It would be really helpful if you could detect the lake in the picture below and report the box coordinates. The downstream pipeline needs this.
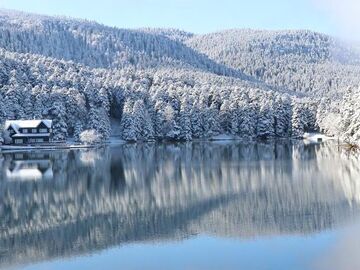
[0,141,360,270]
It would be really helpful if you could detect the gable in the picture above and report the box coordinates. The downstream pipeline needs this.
[42,120,52,129]
[6,125,16,133]
[38,122,49,129]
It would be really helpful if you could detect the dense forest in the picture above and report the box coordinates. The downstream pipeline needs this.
[0,10,359,143]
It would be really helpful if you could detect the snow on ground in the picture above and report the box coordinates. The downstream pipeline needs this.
[303,132,335,144]
[0,137,126,152]
[210,134,239,141]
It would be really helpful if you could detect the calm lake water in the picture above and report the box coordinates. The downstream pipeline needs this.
[1,141,360,270]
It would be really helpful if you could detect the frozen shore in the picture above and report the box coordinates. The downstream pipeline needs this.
[0,137,126,153]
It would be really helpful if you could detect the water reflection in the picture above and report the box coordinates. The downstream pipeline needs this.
[2,152,53,181]
[0,141,359,269]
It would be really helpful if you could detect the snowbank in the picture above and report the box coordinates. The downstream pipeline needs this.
[303,133,334,144]
[210,134,240,141]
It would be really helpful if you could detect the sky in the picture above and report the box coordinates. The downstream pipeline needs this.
[0,0,356,38]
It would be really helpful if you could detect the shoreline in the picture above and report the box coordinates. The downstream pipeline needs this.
[0,139,127,153]
[0,133,337,153]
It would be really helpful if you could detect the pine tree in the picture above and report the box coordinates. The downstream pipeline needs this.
[180,98,192,141]
[274,96,291,137]
[164,104,181,140]
[51,100,68,141]
[229,100,239,135]
[133,99,154,141]
[291,101,305,138]
[204,103,221,138]
[256,103,275,139]
[190,101,203,138]
[219,100,231,134]
[120,101,136,141]
[239,101,256,138]
[74,121,83,142]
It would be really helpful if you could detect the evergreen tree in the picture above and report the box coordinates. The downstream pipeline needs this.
[180,98,192,141]
[291,101,305,138]
[51,100,68,141]
[120,101,136,141]
[256,103,275,139]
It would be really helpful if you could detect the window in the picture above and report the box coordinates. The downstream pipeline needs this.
[36,138,44,143]
[32,129,37,133]
[39,128,48,133]
[22,129,28,133]
[14,139,23,144]
[29,138,36,143]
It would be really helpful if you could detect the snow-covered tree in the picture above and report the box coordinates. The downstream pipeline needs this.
[50,100,68,141]
[120,101,136,141]
[79,129,102,145]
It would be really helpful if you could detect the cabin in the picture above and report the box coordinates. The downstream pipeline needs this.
[4,120,53,145]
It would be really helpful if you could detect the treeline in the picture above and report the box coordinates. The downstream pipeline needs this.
[0,49,319,142]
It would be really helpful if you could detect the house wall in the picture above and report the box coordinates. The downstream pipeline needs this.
[12,136,50,145]
[19,126,51,134]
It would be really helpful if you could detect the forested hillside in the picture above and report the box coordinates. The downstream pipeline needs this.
[0,9,359,143]
[186,29,360,96]
[0,10,240,77]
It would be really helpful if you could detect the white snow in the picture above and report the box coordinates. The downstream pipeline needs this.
[303,132,334,144]
[5,120,52,133]
[13,133,50,138]
[210,134,239,141]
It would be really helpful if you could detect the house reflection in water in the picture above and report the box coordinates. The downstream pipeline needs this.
[4,152,53,181]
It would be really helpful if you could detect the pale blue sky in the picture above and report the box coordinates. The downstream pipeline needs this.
[0,0,339,34]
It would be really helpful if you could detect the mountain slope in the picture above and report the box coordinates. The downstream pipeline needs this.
[0,9,242,78]
[186,29,360,96]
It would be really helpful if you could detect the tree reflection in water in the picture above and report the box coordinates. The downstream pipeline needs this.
[0,141,359,268]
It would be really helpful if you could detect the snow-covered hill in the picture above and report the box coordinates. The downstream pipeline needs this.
[0,9,242,78]
[186,29,360,96]
[0,9,358,142]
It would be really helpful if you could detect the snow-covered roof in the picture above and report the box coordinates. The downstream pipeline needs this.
[5,120,52,133]
[12,133,50,138]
